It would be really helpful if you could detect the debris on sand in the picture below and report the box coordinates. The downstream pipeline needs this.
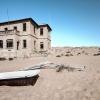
[93,53,100,56]
[20,61,86,72]
[55,64,85,72]
[56,55,62,57]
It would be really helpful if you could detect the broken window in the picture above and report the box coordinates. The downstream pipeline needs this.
[40,28,43,36]
[40,42,44,49]
[23,23,26,31]
[6,39,13,48]
[0,40,3,48]
[23,40,27,48]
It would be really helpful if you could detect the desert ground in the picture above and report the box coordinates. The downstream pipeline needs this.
[0,47,100,100]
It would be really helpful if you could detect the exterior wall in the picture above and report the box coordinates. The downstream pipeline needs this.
[0,19,51,58]
[37,39,51,52]
[0,21,30,35]
[0,34,19,58]
[29,22,37,37]
[29,22,38,52]
[36,26,51,52]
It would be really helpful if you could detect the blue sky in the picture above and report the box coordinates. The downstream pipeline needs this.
[0,0,100,47]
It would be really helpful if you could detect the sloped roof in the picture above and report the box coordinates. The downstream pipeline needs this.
[0,18,52,31]
[39,24,52,31]
[0,18,38,27]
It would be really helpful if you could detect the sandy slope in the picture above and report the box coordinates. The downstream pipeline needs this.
[0,48,100,100]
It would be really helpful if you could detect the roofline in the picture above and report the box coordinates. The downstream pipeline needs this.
[0,18,39,27]
[0,18,52,31]
[39,24,52,31]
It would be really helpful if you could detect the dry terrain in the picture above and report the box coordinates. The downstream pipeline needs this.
[0,47,100,100]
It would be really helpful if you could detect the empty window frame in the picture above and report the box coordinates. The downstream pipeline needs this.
[23,40,27,48]
[23,23,26,31]
[5,27,8,31]
[14,26,17,30]
[0,40,3,48]
[34,26,35,34]
[34,41,36,50]
[40,42,44,49]
[6,39,13,48]
[17,41,19,50]
[40,28,43,36]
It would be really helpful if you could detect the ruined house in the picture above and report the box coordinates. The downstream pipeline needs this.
[0,18,52,58]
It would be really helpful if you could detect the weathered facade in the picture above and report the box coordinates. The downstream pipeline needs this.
[0,18,52,58]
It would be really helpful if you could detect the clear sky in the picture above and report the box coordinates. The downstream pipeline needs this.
[0,0,100,47]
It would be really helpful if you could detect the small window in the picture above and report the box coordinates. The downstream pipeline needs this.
[40,28,43,36]
[40,42,44,49]
[0,40,3,48]
[34,26,35,34]
[23,23,26,31]
[14,26,17,30]
[23,40,27,48]
[6,39,13,48]
[34,41,36,50]
[5,28,8,31]
[17,41,19,50]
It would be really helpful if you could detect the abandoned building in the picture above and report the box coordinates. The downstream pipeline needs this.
[0,18,52,58]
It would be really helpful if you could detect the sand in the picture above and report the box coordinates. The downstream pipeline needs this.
[0,47,100,100]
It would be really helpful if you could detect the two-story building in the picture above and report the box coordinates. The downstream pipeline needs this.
[0,18,52,58]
